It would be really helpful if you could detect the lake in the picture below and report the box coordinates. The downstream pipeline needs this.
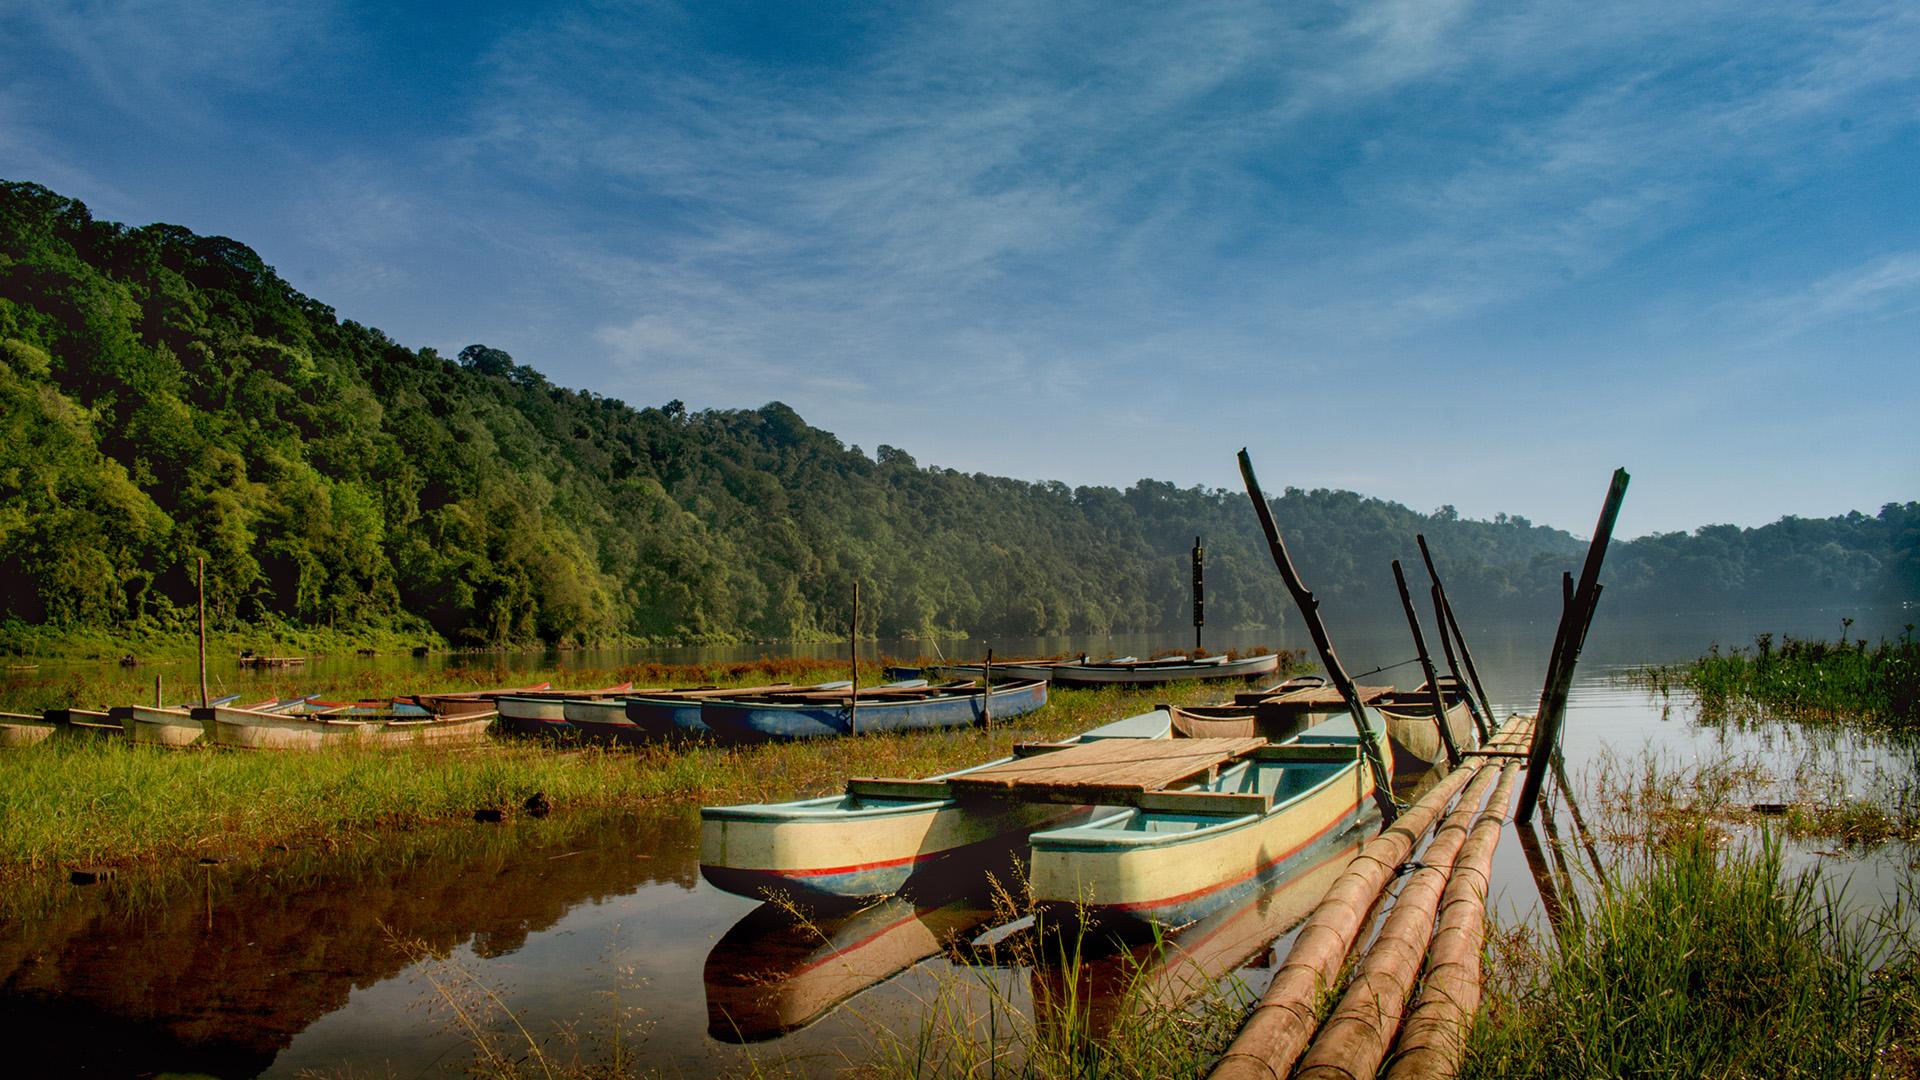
[1,604,1912,1077]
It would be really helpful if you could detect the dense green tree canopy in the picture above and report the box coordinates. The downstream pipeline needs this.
[0,181,1912,649]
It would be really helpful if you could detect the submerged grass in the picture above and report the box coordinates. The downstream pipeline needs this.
[1463,831,1917,1079]
[1630,630,1920,732]
[0,662,1280,892]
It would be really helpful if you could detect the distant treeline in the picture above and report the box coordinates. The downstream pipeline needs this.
[1,181,1914,651]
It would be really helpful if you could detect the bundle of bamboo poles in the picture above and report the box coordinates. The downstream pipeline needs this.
[1210,715,1534,1080]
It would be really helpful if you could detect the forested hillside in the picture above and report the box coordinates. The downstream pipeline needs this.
[1,181,1913,653]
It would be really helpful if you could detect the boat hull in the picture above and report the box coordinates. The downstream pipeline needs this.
[1381,698,1476,772]
[702,793,1089,903]
[701,679,1047,742]
[214,707,368,750]
[1048,653,1281,687]
[0,712,56,748]
[129,706,206,748]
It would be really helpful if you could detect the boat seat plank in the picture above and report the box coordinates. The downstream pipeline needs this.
[950,737,1268,800]
[1132,790,1271,815]
[1247,744,1357,763]
[845,777,954,800]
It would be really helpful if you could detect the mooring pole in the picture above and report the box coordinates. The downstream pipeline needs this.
[982,648,994,729]
[1416,534,1497,738]
[197,555,209,710]
[1392,560,1459,767]
[849,582,859,737]
[1430,583,1488,741]
[1516,468,1629,825]
[154,674,163,709]
[1238,450,1398,822]
[1192,536,1205,654]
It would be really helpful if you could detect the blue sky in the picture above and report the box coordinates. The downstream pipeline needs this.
[4,0,1915,537]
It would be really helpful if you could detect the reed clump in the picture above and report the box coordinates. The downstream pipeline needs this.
[1463,832,1915,1079]
[1630,629,1920,731]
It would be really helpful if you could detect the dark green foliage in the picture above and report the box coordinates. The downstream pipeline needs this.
[0,180,1913,650]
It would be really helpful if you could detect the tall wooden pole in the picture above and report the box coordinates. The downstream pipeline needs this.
[1392,561,1460,767]
[1415,534,1496,740]
[197,556,209,710]
[1516,468,1629,825]
[982,648,994,730]
[154,674,163,708]
[1238,450,1398,822]
[849,582,859,736]
[1431,583,1489,741]
[1192,536,1205,654]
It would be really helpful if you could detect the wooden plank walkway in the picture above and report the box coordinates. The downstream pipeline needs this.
[947,736,1268,801]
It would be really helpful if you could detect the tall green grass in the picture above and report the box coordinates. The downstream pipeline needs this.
[0,679,1253,890]
[1633,630,1920,731]
[1463,832,1916,1078]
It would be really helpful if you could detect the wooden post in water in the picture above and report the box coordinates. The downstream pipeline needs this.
[1431,583,1489,742]
[1238,450,1397,822]
[1192,536,1205,653]
[197,555,209,710]
[1416,534,1497,739]
[849,582,859,736]
[1392,560,1459,767]
[154,674,163,709]
[1516,468,1629,826]
[982,648,994,729]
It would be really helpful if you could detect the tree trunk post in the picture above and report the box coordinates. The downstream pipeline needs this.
[1392,560,1460,767]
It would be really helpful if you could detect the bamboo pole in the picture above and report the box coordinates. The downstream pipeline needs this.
[1392,560,1459,767]
[1237,449,1397,822]
[1416,535,1495,740]
[197,555,209,710]
[849,582,859,736]
[1517,468,1629,825]
[1210,716,1532,1080]
[1384,762,1525,1080]
[1293,764,1504,1079]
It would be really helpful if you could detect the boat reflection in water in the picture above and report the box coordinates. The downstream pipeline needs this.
[1031,821,1370,1038]
[705,893,1002,1042]
[704,818,1374,1047]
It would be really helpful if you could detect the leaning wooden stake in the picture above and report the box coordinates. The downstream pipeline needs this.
[1392,560,1460,767]
[1416,535,1496,740]
[1430,582,1488,741]
[1384,762,1526,1080]
[982,648,994,729]
[1237,449,1397,821]
[1210,715,1531,1080]
[1517,468,1629,825]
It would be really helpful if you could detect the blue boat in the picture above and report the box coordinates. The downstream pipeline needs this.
[623,680,854,740]
[701,678,1048,742]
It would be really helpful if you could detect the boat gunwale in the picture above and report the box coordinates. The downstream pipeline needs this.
[1026,755,1356,852]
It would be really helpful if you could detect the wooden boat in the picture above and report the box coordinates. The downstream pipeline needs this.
[0,711,57,748]
[700,707,1176,905]
[494,683,638,737]
[211,705,496,750]
[1021,708,1387,934]
[1375,680,1477,772]
[124,695,244,748]
[705,895,1000,1042]
[400,682,552,718]
[1047,652,1281,687]
[1031,822,1366,1036]
[699,678,1045,743]
[43,707,126,738]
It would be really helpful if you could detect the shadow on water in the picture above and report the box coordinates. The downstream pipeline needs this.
[0,804,700,1077]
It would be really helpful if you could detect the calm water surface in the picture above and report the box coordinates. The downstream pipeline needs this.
[2,605,1912,1077]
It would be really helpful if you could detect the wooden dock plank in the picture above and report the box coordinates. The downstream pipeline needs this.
[948,737,1267,800]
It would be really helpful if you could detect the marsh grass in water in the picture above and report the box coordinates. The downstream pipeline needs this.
[1463,832,1918,1079]
[1631,630,1920,731]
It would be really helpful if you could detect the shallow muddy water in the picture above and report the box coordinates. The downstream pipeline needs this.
[1,605,1912,1077]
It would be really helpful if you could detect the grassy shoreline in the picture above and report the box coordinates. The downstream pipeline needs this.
[0,668,1268,891]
